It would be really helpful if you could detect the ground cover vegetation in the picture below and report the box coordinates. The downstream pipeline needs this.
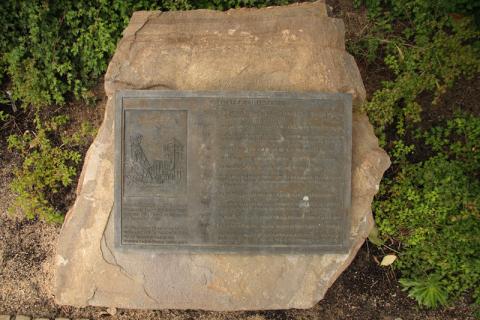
[351,0,480,310]
[0,0,478,311]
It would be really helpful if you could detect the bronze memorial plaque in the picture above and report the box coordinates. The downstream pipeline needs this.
[115,91,351,253]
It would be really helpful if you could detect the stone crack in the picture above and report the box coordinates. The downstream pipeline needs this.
[142,272,160,304]
[99,206,134,281]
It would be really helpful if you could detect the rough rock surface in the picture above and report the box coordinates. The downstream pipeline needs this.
[54,1,390,310]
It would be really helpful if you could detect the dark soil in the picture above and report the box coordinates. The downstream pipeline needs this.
[0,1,478,319]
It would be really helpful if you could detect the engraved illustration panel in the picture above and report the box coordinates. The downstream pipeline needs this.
[121,109,188,245]
[124,110,187,195]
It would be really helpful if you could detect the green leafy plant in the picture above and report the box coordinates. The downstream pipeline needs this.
[352,0,480,144]
[374,114,480,307]
[351,0,480,309]
[365,17,479,141]
[399,276,448,308]
[7,114,96,222]
[0,111,8,122]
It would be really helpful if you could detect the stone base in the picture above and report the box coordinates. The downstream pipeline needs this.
[54,1,390,310]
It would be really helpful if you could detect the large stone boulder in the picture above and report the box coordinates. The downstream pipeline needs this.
[54,1,390,310]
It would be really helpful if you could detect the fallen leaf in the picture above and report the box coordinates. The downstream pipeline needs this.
[380,254,397,266]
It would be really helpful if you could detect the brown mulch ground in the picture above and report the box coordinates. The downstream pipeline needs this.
[0,1,478,319]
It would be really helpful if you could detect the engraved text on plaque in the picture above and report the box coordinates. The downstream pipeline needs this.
[115,91,351,253]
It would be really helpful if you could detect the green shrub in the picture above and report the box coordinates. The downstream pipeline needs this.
[374,114,480,307]
[352,0,480,144]
[352,0,480,309]
[7,114,96,222]
[1,1,158,107]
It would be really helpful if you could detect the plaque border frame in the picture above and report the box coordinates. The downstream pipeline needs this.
[114,90,352,254]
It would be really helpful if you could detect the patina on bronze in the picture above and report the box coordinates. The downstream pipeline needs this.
[115,91,352,253]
